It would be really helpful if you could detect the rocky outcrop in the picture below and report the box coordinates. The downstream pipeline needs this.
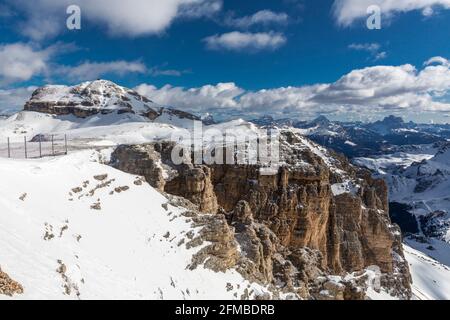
[0,267,23,296]
[111,143,218,212]
[110,131,412,299]
[24,80,149,118]
[419,211,450,241]
[23,80,202,122]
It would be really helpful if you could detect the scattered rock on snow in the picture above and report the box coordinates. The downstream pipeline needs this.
[90,202,101,210]
[71,187,82,194]
[0,267,24,296]
[94,174,108,181]
[114,186,129,193]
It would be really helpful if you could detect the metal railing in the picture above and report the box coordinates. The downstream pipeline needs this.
[1,134,68,159]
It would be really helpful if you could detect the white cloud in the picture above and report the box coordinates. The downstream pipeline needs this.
[56,61,148,81]
[0,64,184,114]
[19,16,61,41]
[0,87,37,114]
[56,61,188,81]
[374,51,388,61]
[0,42,187,85]
[425,56,450,67]
[136,57,450,119]
[0,43,54,84]
[348,43,380,52]
[333,0,450,26]
[0,42,150,84]
[422,6,435,16]
[204,31,287,52]
[149,66,190,77]
[135,82,244,110]
[225,10,289,29]
[179,0,222,18]
[348,43,387,61]
[4,57,450,119]
[10,0,222,40]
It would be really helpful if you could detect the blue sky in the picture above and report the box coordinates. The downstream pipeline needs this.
[1,0,450,122]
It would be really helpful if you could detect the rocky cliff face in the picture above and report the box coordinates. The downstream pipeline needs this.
[110,130,411,299]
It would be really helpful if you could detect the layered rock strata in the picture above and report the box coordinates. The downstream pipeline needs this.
[111,131,411,299]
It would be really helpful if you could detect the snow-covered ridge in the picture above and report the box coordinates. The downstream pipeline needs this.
[0,150,272,300]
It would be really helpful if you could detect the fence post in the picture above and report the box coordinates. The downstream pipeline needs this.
[51,135,55,156]
[39,135,42,158]
[64,134,68,155]
[7,137,10,158]
[24,136,27,159]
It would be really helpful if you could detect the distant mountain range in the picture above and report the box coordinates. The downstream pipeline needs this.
[251,115,450,158]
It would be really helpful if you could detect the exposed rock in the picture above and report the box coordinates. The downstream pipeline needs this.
[111,143,174,191]
[114,186,130,193]
[71,187,82,194]
[0,267,24,296]
[111,142,218,213]
[186,212,239,273]
[420,211,450,241]
[56,260,80,297]
[110,130,412,299]
[94,174,108,181]
[90,201,101,210]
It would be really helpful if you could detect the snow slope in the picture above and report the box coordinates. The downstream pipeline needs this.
[0,111,150,142]
[353,148,436,175]
[387,145,450,216]
[0,150,271,300]
[355,143,450,225]
[404,244,450,300]
[353,143,450,300]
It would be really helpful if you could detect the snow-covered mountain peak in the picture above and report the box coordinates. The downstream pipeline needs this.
[367,115,407,135]
[309,115,331,127]
[12,80,204,132]
[24,79,161,118]
[432,142,450,166]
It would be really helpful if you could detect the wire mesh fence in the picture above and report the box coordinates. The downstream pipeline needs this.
[0,134,68,159]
